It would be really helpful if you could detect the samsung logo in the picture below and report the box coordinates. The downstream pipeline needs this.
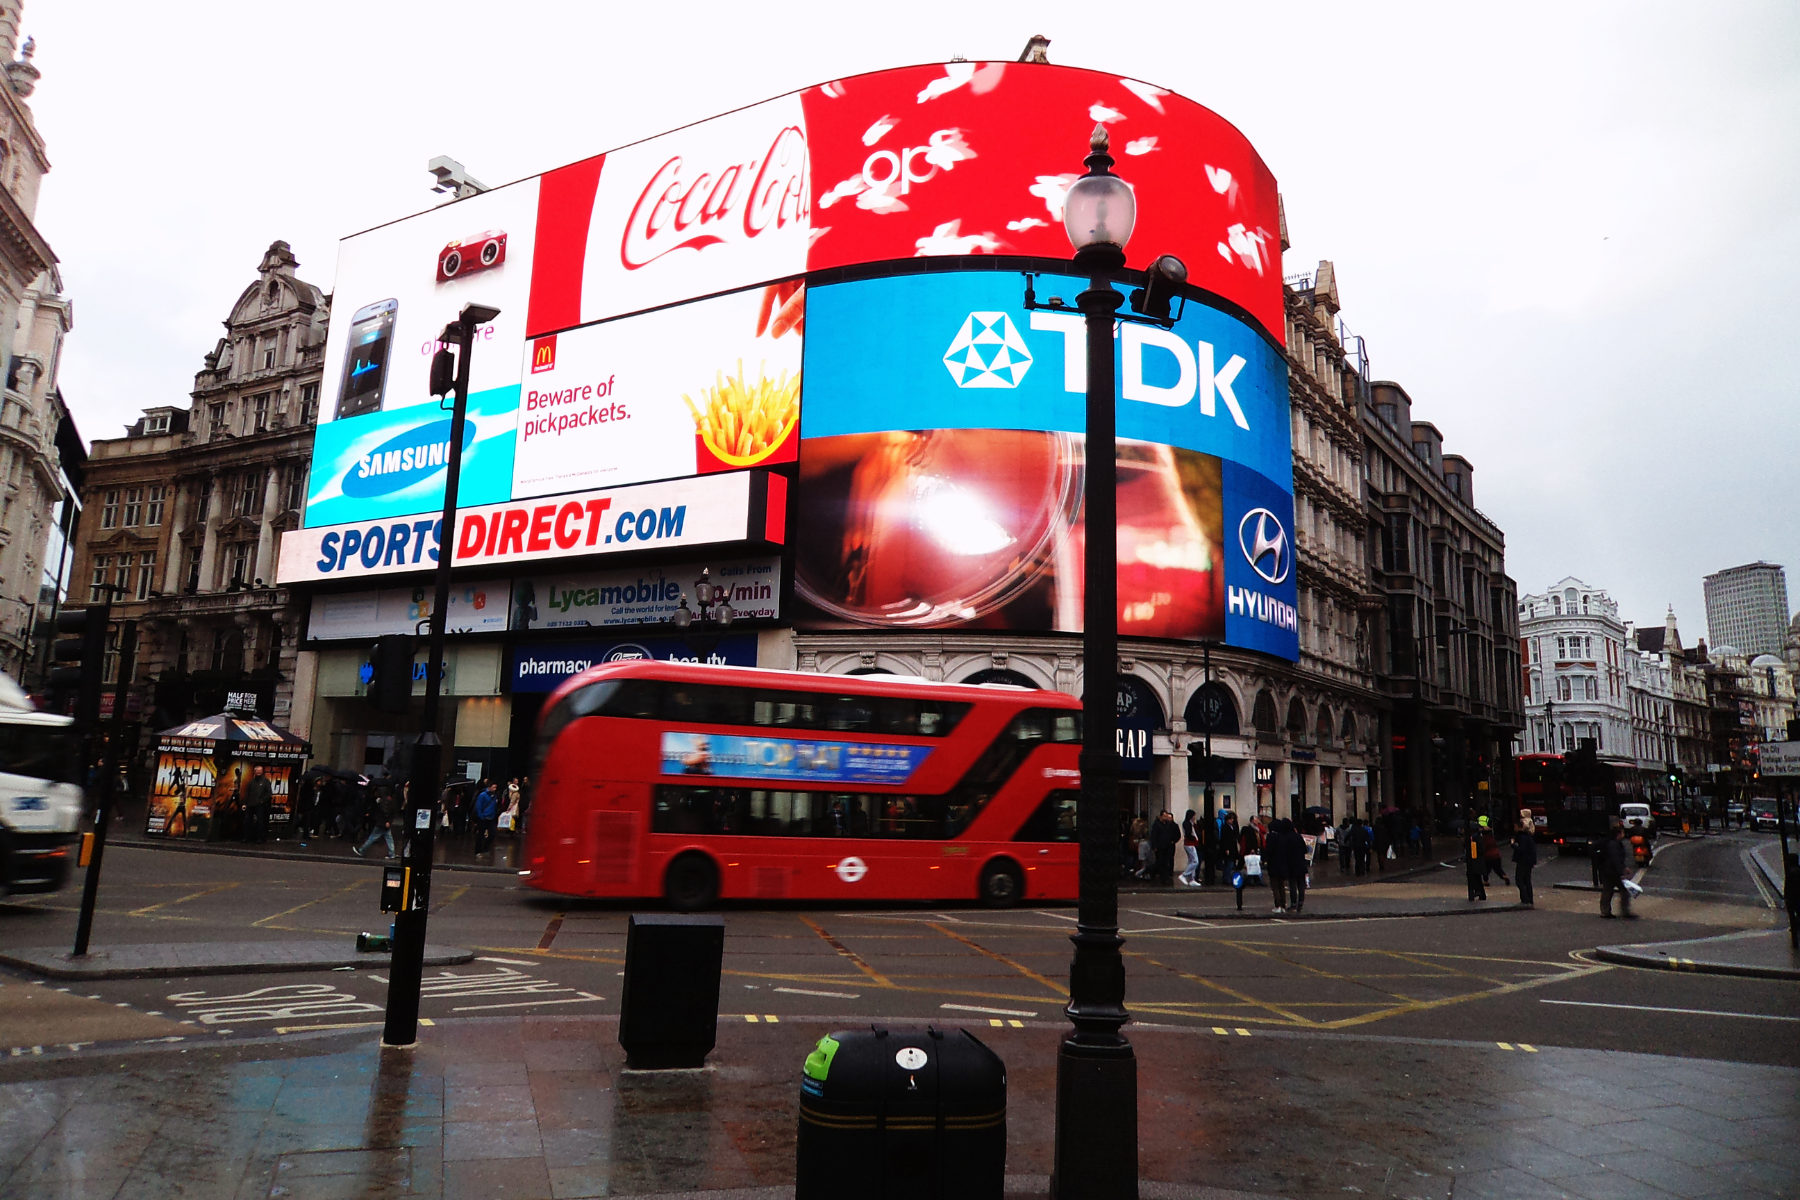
[342,418,476,498]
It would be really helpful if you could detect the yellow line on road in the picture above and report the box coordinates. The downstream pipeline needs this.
[1319,961,1612,1030]
[253,880,365,928]
[128,882,239,916]
[926,923,1067,998]
[1127,951,1318,1027]
[799,916,896,989]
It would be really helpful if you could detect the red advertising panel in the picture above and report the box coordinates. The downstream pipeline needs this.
[526,61,1280,343]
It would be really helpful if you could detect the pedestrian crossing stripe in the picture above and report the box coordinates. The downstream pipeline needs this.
[743,1014,780,1022]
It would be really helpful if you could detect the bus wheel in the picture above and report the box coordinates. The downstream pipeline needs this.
[978,859,1024,909]
[664,853,719,912]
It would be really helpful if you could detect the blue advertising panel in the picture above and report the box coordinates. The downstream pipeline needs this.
[792,270,1297,660]
[803,270,1291,486]
[661,732,931,786]
[305,385,520,528]
[511,634,757,693]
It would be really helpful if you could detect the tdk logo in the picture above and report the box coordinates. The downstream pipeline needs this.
[1238,508,1290,584]
[342,418,476,498]
[944,312,1033,388]
[1026,312,1251,429]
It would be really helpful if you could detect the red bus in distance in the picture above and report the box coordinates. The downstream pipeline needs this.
[521,662,1082,909]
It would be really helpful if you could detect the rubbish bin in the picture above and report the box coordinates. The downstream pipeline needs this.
[796,1025,1005,1200]
[618,912,724,1069]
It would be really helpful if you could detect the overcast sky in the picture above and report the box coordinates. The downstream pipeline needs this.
[20,1,1800,642]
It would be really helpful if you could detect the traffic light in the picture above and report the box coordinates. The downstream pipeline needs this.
[368,635,416,714]
[49,606,108,730]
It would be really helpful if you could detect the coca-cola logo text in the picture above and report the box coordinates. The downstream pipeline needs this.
[620,125,809,270]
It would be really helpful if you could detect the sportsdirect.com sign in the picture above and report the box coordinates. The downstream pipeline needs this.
[277,471,784,585]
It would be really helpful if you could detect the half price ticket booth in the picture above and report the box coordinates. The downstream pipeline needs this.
[146,712,311,840]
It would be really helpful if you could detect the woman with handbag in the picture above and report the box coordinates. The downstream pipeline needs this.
[1180,811,1201,886]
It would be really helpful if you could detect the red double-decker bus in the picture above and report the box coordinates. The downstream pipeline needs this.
[521,662,1084,909]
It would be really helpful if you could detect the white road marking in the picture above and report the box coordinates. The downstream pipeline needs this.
[775,987,861,999]
[1541,999,1800,1022]
[476,956,542,966]
[941,1003,1039,1017]
[165,984,380,1026]
[451,993,604,1012]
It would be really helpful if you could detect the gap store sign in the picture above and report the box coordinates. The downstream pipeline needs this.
[794,270,1298,660]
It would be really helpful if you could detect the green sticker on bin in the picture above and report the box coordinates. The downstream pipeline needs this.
[804,1035,840,1081]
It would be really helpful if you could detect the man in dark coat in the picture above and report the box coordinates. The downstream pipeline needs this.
[243,765,273,844]
[1510,822,1539,907]
[1265,818,1309,913]
[1596,825,1635,918]
[1149,810,1181,886]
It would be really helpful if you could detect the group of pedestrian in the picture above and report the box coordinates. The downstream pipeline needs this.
[286,770,530,861]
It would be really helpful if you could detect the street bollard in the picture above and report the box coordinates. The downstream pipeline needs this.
[618,913,724,1069]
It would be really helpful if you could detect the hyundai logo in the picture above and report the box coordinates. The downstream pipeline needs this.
[1238,508,1290,584]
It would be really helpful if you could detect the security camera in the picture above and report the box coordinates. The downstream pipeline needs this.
[428,156,490,200]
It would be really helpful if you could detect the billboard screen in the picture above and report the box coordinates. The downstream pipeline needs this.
[792,270,1297,660]
[304,60,1280,545]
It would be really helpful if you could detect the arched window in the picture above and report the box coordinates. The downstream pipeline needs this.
[1315,707,1334,747]
[1285,697,1307,739]
[1252,690,1279,735]
[266,280,280,304]
[960,668,1037,689]
[1340,711,1357,747]
[1183,682,1239,736]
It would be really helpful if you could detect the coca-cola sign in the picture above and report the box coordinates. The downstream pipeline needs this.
[526,63,1282,344]
[621,124,809,269]
[572,95,811,327]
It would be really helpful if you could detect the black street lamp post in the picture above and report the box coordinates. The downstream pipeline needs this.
[383,301,499,1049]
[670,566,737,661]
[1025,124,1185,1200]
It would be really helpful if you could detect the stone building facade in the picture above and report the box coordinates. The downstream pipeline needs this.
[67,241,325,738]
[0,5,77,684]
[1517,578,1632,764]
[1363,379,1524,824]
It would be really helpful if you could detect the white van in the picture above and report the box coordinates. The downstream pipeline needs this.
[1618,803,1654,834]
[0,672,84,895]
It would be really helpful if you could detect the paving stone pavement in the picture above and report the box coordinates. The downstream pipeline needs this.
[1,1015,1794,1199]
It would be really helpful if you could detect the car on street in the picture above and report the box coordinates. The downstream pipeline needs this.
[1749,799,1780,832]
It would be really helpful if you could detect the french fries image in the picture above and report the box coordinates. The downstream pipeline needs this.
[683,359,800,462]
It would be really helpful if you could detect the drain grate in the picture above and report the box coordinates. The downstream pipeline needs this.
[268,1147,412,1197]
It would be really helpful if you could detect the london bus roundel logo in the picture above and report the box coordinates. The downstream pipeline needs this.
[835,857,868,883]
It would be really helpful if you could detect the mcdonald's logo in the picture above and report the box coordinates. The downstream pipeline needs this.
[530,335,557,374]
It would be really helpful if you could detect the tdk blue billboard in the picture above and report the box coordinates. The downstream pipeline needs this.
[792,270,1297,661]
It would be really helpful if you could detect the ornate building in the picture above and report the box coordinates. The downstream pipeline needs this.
[1363,377,1524,824]
[67,241,325,739]
[0,6,78,684]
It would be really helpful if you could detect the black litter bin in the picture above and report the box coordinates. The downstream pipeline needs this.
[618,912,724,1069]
[796,1025,1005,1200]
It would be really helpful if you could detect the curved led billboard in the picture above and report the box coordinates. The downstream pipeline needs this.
[298,60,1278,530]
[791,269,1297,660]
[284,58,1294,661]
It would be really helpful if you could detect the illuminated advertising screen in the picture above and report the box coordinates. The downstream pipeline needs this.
[793,270,1297,660]
[513,283,801,499]
[298,60,1280,551]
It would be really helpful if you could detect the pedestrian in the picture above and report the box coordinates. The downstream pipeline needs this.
[1180,810,1200,886]
[1129,814,1150,879]
[1372,813,1390,873]
[1407,817,1422,858]
[243,765,273,845]
[1219,811,1240,873]
[1337,815,1354,871]
[1596,825,1636,919]
[1265,818,1308,913]
[354,785,400,858]
[1150,810,1180,886]
[1511,821,1538,907]
[473,780,500,855]
[1465,820,1488,901]
[1351,819,1372,876]
[1478,816,1511,887]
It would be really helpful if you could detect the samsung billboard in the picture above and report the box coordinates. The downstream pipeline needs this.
[280,58,1292,659]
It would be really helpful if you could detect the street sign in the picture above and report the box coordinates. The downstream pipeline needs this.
[1346,769,1368,788]
[1759,742,1800,777]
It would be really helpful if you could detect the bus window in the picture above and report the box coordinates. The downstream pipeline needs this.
[663,683,751,726]
[1015,790,1080,842]
[0,725,77,783]
[825,696,875,733]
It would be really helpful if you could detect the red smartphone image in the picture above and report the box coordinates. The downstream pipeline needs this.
[437,231,507,282]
